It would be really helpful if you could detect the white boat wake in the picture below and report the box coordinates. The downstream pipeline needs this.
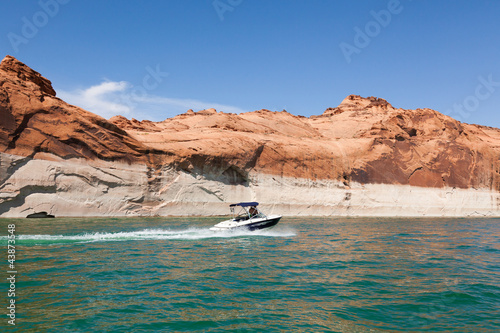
[0,226,296,245]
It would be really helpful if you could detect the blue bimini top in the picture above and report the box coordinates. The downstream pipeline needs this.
[229,202,259,207]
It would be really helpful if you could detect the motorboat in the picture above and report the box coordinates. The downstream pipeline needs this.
[209,202,282,232]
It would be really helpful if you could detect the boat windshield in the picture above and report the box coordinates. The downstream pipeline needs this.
[231,205,265,220]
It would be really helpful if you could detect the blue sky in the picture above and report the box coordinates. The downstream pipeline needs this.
[1,0,500,127]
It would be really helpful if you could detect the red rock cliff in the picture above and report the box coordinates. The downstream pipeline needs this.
[0,55,147,163]
[1,55,500,191]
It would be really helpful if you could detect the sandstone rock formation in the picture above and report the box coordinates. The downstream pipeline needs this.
[1,55,500,217]
[0,55,148,162]
[110,95,500,191]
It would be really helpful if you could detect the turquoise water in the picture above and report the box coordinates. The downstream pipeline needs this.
[1,217,499,332]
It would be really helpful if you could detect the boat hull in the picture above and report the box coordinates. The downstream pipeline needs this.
[210,215,282,232]
[246,216,281,231]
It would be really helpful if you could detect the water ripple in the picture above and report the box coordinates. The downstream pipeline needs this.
[1,217,498,332]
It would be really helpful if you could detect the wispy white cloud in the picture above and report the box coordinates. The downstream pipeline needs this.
[57,80,248,120]
[58,81,132,118]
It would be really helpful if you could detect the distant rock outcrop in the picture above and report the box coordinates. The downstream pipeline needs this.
[1,55,500,217]
[26,211,55,218]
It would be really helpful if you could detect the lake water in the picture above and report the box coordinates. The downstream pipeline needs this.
[1,217,499,332]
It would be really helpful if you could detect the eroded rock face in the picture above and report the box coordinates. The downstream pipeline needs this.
[0,55,147,162]
[1,55,500,217]
[2,153,498,218]
[0,55,56,96]
[108,95,500,191]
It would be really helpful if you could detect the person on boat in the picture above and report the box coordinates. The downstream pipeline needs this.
[249,206,258,218]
